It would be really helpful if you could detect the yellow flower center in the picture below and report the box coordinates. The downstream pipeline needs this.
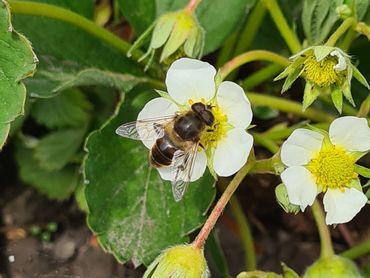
[303,50,342,87]
[307,145,357,191]
[199,104,228,149]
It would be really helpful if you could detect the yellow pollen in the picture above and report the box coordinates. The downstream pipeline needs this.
[302,50,343,87]
[307,145,357,191]
[199,105,228,149]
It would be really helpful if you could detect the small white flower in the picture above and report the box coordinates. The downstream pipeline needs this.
[280,116,370,225]
[138,58,254,181]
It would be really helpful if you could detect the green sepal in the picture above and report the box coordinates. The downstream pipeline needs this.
[206,147,218,181]
[274,65,293,81]
[127,22,155,58]
[349,150,368,161]
[281,263,299,278]
[275,183,300,214]
[302,83,320,111]
[313,46,333,62]
[160,12,194,62]
[331,86,343,113]
[352,64,370,89]
[150,12,177,49]
[354,165,370,178]
[342,81,356,106]
[281,67,304,93]
[349,178,362,191]
[237,271,282,278]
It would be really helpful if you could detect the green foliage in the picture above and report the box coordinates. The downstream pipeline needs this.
[0,0,36,149]
[118,0,252,55]
[31,89,91,129]
[0,124,10,150]
[302,0,342,45]
[27,66,149,98]
[34,127,87,171]
[84,101,216,266]
[15,138,79,200]
[24,0,94,18]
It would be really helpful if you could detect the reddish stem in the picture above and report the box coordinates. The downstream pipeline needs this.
[185,0,201,13]
[192,160,254,249]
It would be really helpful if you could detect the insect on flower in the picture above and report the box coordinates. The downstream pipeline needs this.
[116,101,215,202]
[116,58,254,202]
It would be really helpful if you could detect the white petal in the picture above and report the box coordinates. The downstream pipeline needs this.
[323,188,367,225]
[217,81,253,129]
[165,58,216,105]
[213,129,253,177]
[281,129,324,167]
[137,97,178,148]
[157,149,207,182]
[330,50,347,71]
[329,116,370,152]
[281,166,317,211]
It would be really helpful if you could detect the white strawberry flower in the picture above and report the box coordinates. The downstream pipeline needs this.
[138,58,254,181]
[280,116,370,225]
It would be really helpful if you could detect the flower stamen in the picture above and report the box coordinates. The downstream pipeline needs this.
[302,50,344,87]
[307,145,357,191]
[199,105,228,149]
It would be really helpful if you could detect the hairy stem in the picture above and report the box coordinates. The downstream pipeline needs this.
[243,63,284,90]
[193,159,254,248]
[185,0,201,13]
[341,239,370,259]
[263,0,301,53]
[217,50,289,81]
[246,93,334,122]
[311,200,334,259]
[218,180,257,271]
[9,1,143,60]
[325,17,357,47]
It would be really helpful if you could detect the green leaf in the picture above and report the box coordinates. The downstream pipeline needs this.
[27,66,149,98]
[302,0,342,45]
[84,102,216,266]
[0,123,10,150]
[206,232,230,277]
[0,0,36,147]
[24,0,94,19]
[34,127,87,171]
[117,0,156,35]
[11,9,144,98]
[15,139,79,200]
[119,0,251,55]
[31,89,91,129]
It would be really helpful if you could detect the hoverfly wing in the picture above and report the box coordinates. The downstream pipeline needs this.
[171,142,199,202]
[115,116,175,142]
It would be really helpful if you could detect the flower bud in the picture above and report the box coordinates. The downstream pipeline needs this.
[275,183,300,214]
[336,5,352,19]
[275,46,369,112]
[128,10,204,69]
[303,255,362,278]
[144,244,209,278]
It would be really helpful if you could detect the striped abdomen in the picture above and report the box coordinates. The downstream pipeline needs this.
[150,135,179,167]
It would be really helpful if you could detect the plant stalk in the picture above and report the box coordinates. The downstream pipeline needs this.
[217,50,289,81]
[341,239,370,259]
[263,0,301,53]
[325,17,357,47]
[185,0,201,13]
[193,159,254,249]
[311,200,334,259]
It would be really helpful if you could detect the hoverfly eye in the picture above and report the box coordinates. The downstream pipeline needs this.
[201,111,214,126]
[191,102,206,114]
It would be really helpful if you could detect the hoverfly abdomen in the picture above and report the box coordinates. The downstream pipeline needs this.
[151,135,178,167]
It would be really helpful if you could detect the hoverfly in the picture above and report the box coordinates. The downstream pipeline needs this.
[116,102,214,201]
